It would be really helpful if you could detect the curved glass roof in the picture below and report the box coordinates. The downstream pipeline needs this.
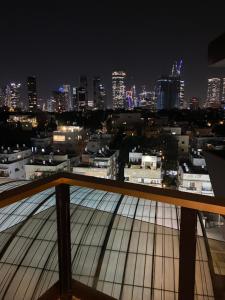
[0,180,214,299]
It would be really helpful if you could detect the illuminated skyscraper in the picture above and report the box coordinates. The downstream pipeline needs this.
[221,78,225,103]
[156,60,184,110]
[171,60,185,109]
[112,71,126,109]
[93,77,106,110]
[206,78,221,108]
[52,88,66,113]
[27,76,37,112]
[62,85,72,111]
[131,85,138,107]
[77,76,88,111]
[72,87,77,111]
[156,77,180,110]
[6,83,22,111]
[179,80,185,108]
[125,90,134,110]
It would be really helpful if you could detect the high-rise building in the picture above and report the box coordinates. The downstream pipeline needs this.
[62,85,72,111]
[131,85,138,107]
[93,77,106,110]
[77,76,88,111]
[221,78,225,103]
[179,80,185,108]
[125,90,134,110]
[27,76,37,112]
[156,76,180,110]
[112,71,126,109]
[72,87,77,111]
[206,78,221,108]
[52,89,66,113]
[5,83,22,111]
[189,97,200,110]
[156,60,184,110]
[171,60,185,109]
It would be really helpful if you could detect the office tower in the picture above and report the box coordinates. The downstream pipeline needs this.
[5,83,22,111]
[221,78,225,103]
[131,85,138,107]
[112,71,126,109]
[27,76,37,112]
[171,60,185,109]
[156,60,184,110]
[72,87,77,111]
[77,76,88,111]
[179,80,185,108]
[77,87,87,111]
[206,78,221,108]
[93,77,106,110]
[62,85,72,111]
[52,89,66,113]
[156,76,180,110]
[125,90,133,110]
[189,97,200,110]
[47,97,55,112]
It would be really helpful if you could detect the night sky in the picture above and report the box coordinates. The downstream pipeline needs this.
[0,2,225,106]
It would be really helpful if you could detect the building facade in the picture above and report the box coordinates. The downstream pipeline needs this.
[77,76,88,111]
[27,76,37,112]
[206,78,221,108]
[0,147,32,179]
[5,83,22,111]
[93,77,106,110]
[112,71,126,110]
[178,154,214,196]
[73,149,119,180]
[124,152,163,187]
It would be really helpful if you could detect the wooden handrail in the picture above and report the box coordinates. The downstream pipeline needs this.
[0,172,224,214]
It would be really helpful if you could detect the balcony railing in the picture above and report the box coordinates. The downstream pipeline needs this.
[0,172,224,300]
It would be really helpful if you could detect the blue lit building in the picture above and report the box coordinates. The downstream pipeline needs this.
[156,76,180,110]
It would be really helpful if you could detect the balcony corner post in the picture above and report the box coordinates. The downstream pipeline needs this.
[56,183,72,300]
[178,207,197,300]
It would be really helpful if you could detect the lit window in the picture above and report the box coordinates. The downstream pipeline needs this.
[53,135,66,142]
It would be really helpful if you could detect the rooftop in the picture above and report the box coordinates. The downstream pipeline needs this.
[26,160,66,166]
[0,147,30,155]
[180,160,208,175]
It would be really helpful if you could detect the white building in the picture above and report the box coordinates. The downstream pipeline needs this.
[178,153,214,196]
[124,152,162,187]
[0,147,32,179]
[73,149,119,180]
[176,135,189,155]
[24,159,69,180]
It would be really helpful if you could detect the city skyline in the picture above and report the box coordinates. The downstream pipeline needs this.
[0,2,225,105]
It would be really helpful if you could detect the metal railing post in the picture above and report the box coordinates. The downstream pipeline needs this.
[178,207,197,300]
[56,184,72,300]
